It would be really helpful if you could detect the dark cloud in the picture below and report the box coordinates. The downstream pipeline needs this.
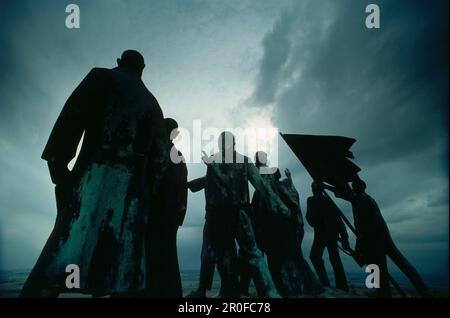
[248,0,448,278]
[250,12,293,105]
[0,0,291,271]
[251,0,448,166]
[0,0,447,281]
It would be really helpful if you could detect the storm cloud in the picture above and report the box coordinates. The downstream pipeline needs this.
[247,0,448,277]
[0,0,448,285]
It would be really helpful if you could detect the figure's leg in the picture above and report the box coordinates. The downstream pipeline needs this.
[165,225,182,298]
[215,238,239,298]
[236,209,280,298]
[377,253,391,297]
[309,238,330,287]
[364,246,391,298]
[326,241,348,292]
[275,257,299,297]
[145,222,162,297]
[266,219,298,298]
[267,254,287,297]
[238,250,252,296]
[296,225,323,295]
[188,221,216,298]
[199,222,216,292]
[385,237,430,297]
[297,250,324,295]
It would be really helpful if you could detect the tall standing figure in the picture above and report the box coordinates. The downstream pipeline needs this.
[275,169,323,296]
[21,50,168,297]
[339,180,430,297]
[186,176,224,298]
[146,118,188,297]
[306,182,350,292]
[201,131,290,297]
[241,151,322,297]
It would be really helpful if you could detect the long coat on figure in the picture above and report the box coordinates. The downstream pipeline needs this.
[21,66,169,297]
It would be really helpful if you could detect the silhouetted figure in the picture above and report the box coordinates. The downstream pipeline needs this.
[146,118,187,297]
[186,176,237,298]
[200,132,290,297]
[240,151,322,297]
[306,182,349,292]
[238,152,272,296]
[20,50,169,297]
[275,169,323,295]
[339,180,430,297]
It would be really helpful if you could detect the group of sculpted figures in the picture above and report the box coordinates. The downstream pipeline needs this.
[20,50,430,298]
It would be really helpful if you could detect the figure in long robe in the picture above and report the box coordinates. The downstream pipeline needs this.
[146,118,188,297]
[20,50,169,297]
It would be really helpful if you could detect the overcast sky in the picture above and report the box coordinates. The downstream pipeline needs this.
[0,0,448,285]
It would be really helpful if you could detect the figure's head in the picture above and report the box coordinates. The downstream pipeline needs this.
[311,181,324,195]
[164,118,179,141]
[254,151,268,168]
[218,131,235,152]
[352,179,366,194]
[117,50,145,76]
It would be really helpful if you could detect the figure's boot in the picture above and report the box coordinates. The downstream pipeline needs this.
[249,257,281,298]
[330,257,348,292]
[186,288,207,298]
[239,263,252,297]
[298,256,324,295]
[310,257,330,288]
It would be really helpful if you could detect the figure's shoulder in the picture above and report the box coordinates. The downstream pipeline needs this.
[358,193,371,202]
[139,84,162,113]
[365,194,379,207]
[88,67,113,78]
[91,67,110,73]
[236,152,251,164]
[81,67,115,85]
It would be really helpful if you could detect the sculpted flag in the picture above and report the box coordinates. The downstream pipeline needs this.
[279,133,361,187]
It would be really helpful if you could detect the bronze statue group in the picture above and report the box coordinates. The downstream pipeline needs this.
[20,50,430,298]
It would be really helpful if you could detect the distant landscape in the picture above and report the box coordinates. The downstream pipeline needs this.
[1,269,448,298]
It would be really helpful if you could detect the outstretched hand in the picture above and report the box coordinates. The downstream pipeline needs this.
[284,168,291,179]
[201,150,211,165]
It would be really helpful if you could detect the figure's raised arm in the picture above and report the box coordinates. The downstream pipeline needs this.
[187,176,206,192]
[247,163,290,218]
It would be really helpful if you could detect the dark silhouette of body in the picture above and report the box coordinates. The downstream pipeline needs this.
[191,132,290,297]
[306,182,349,291]
[20,50,168,297]
[146,118,187,297]
[238,152,273,296]
[336,180,430,297]
[240,151,322,297]
[275,169,323,295]
[188,177,237,298]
